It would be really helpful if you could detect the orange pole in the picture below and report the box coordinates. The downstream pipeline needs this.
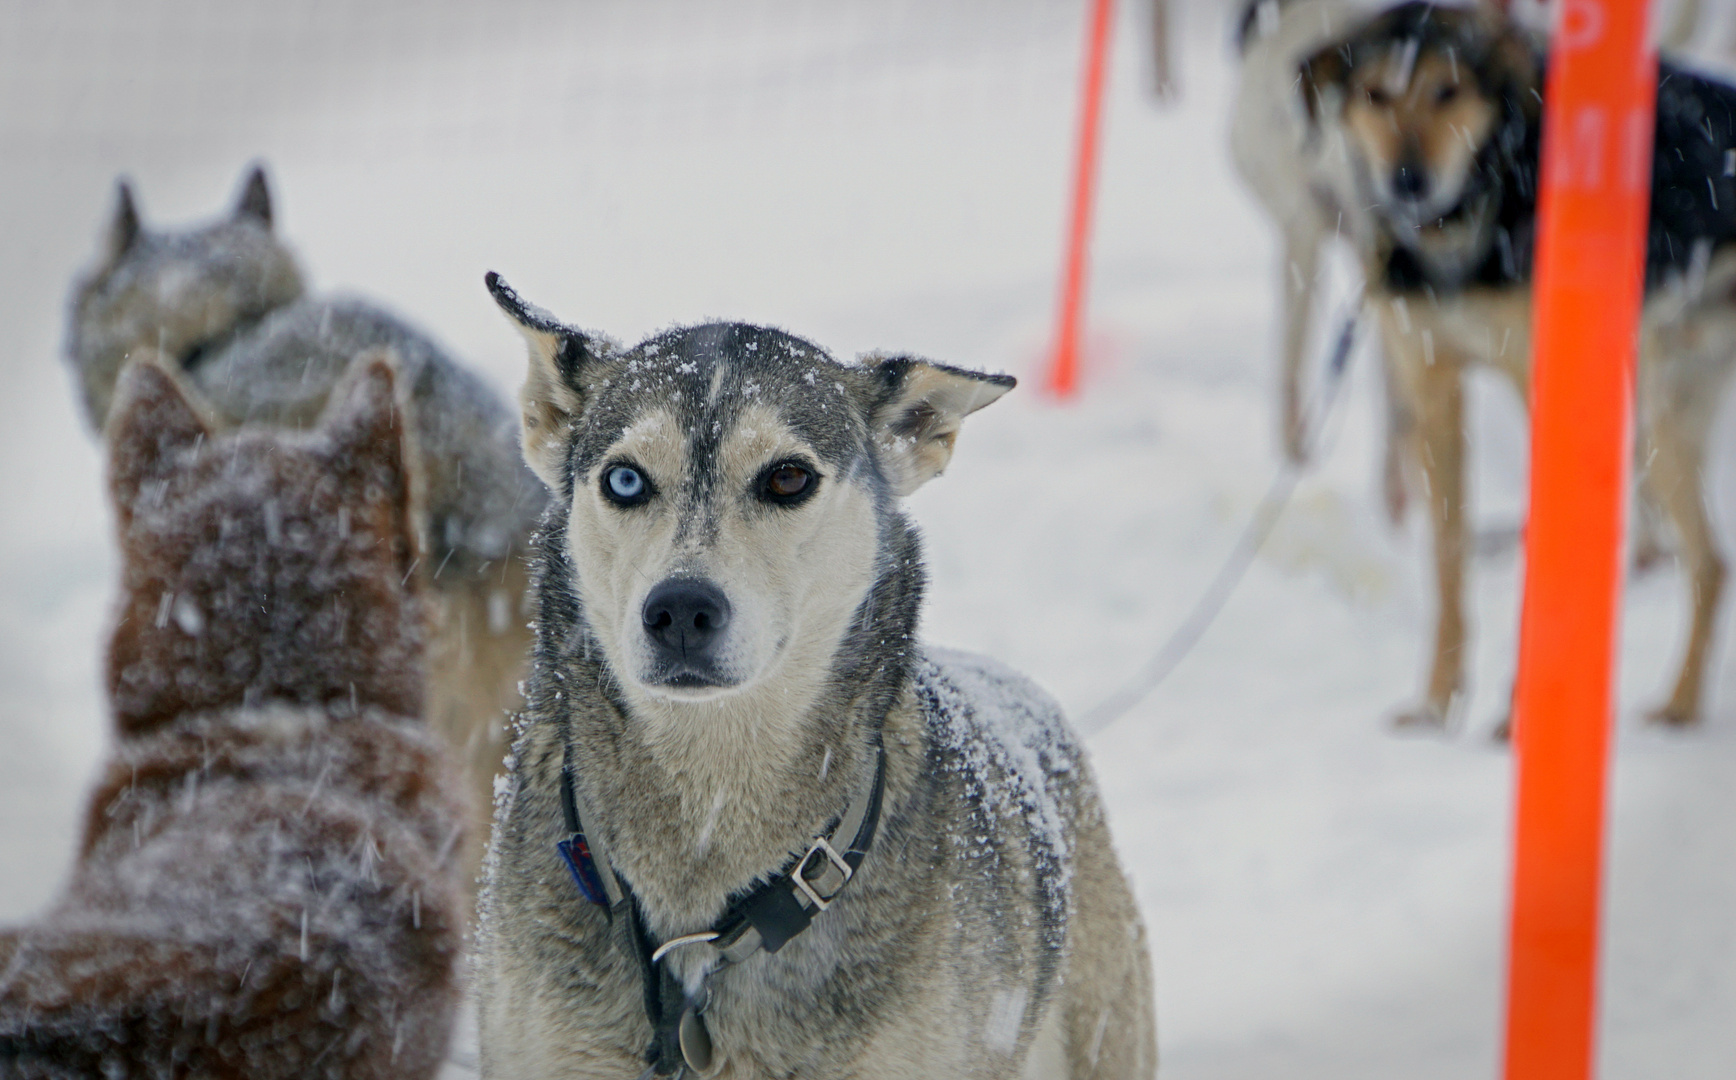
[1503,0,1657,1077]
[1047,0,1115,398]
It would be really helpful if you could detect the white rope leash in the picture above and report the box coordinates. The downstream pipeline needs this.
[1076,300,1364,736]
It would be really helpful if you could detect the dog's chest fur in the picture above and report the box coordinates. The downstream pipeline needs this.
[1376,285,1534,386]
[479,642,1084,1080]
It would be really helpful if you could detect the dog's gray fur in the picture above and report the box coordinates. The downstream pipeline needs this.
[65,167,547,886]
[475,279,1155,1079]
[66,166,545,577]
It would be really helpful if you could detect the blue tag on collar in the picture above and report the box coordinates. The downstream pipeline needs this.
[556,835,610,907]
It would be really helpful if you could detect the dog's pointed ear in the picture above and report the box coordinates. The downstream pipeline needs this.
[105,180,142,265]
[321,349,421,576]
[322,349,408,474]
[866,355,1014,496]
[107,352,212,527]
[234,164,273,228]
[487,272,598,491]
[1299,41,1351,123]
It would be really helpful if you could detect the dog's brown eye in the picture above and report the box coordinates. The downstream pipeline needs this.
[760,462,818,505]
[1436,83,1459,105]
[768,465,810,497]
[1366,86,1390,106]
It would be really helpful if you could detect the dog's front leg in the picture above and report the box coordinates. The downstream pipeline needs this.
[1413,356,1470,729]
[1380,352,1417,528]
[1279,221,1324,463]
[1636,322,1732,726]
[1379,300,1469,729]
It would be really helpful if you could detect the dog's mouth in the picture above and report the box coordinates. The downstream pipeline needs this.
[640,663,741,697]
[1381,178,1500,275]
[635,632,795,701]
[1380,164,1492,232]
[1384,188,1470,231]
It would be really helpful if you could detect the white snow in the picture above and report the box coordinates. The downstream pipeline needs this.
[921,646,1077,911]
[986,985,1033,1056]
[3,2,1736,1077]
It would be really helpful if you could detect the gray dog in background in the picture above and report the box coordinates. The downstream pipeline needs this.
[64,167,546,888]
[475,273,1155,1079]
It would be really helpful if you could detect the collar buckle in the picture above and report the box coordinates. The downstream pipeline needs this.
[792,836,853,911]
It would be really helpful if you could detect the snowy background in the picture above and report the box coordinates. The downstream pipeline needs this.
[3,0,1736,1076]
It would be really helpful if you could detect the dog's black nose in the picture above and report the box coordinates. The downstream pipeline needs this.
[1392,162,1430,200]
[642,579,732,661]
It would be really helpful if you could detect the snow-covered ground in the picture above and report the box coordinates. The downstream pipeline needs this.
[3,1,1735,1076]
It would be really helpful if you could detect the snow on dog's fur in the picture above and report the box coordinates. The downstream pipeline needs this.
[475,274,1155,1079]
[0,353,466,1078]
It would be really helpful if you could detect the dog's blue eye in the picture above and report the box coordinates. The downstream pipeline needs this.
[604,465,647,504]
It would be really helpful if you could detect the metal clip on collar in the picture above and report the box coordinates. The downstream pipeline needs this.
[793,836,853,911]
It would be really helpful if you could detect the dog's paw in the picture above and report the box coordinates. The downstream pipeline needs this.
[1389,702,1450,733]
[1644,702,1701,728]
[1382,457,1410,529]
[1282,411,1310,466]
[1631,540,1673,575]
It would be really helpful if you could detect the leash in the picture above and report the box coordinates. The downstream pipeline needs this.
[556,739,887,1078]
[1075,301,1363,736]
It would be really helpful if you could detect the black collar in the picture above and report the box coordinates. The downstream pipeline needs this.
[555,741,888,1077]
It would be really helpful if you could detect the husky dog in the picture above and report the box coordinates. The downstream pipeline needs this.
[0,354,466,1078]
[1301,1,1736,727]
[474,274,1155,1079]
[66,166,546,884]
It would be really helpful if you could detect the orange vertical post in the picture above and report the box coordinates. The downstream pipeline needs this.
[1047,0,1115,398]
[1503,0,1657,1077]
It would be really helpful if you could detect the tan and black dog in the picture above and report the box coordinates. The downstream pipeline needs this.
[1302,1,1736,728]
[0,354,467,1078]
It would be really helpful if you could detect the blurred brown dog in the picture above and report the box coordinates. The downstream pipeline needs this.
[65,167,546,891]
[0,353,466,1078]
